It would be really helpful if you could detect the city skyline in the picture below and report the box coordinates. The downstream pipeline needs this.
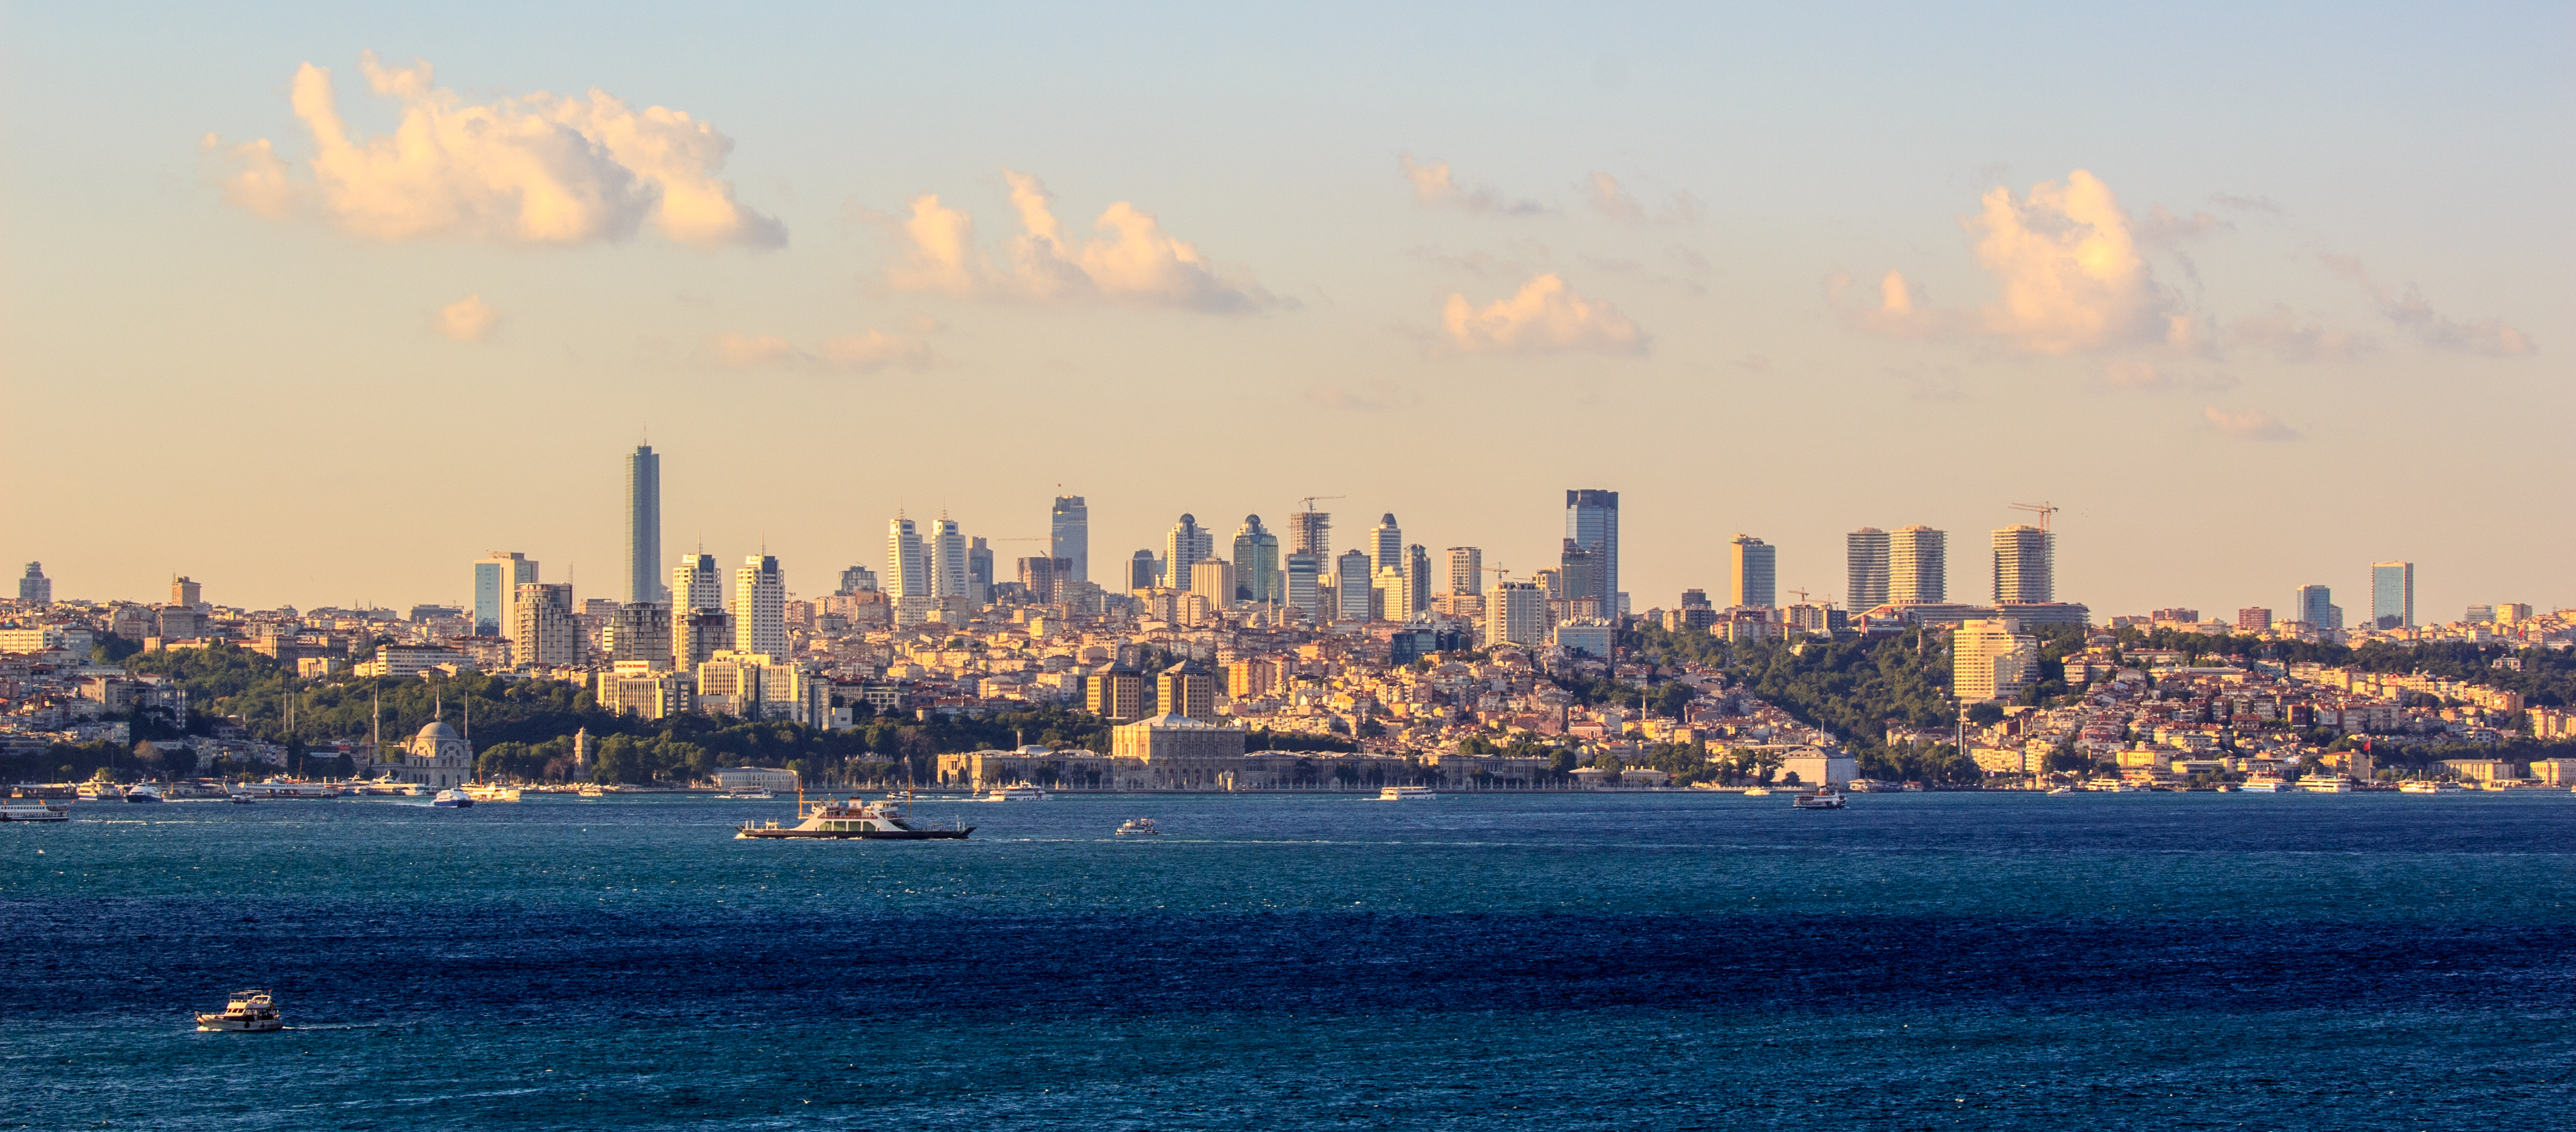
[4,6,2566,621]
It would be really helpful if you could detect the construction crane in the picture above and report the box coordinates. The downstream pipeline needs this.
[1787,587,1812,605]
[2009,501,2060,531]
[1296,495,1344,512]
[1479,565,1515,585]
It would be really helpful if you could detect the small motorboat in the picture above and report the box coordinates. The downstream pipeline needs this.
[2046,786,2074,795]
[195,990,283,1033]
[982,785,1051,802]
[1114,817,1159,836]
[431,788,474,809]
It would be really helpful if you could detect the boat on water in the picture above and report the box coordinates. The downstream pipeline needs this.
[195,989,282,1033]
[2399,780,2463,794]
[575,784,608,799]
[1115,817,1160,836]
[2239,774,2288,793]
[736,794,973,840]
[2083,776,2137,793]
[2301,775,2354,794]
[1742,786,1772,797]
[1845,779,1889,793]
[231,780,343,800]
[76,782,123,802]
[982,785,1051,802]
[1791,789,1846,809]
[1379,785,1437,800]
[0,802,71,822]
[2046,786,2074,795]
[464,783,521,803]
[431,788,474,809]
[717,788,775,800]
[123,783,165,803]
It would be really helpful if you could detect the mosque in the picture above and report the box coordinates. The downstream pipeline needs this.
[401,718,475,790]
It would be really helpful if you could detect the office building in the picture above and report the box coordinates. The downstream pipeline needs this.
[511,582,578,668]
[1729,534,1776,609]
[1019,556,1071,604]
[1285,552,1323,620]
[2236,608,2272,632]
[17,563,50,605]
[1891,525,1947,604]
[474,553,538,636]
[929,515,967,600]
[624,444,663,605]
[673,608,732,668]
[1564,489,1620,612]
[1050,495,1089,583]
[1486,581,1549,648]
[1405,545,1432,616]
[886,516,927,599]
[966,537,993,605]
[1953,618,2038,703]
[838,565,877,594]
[1128,550,1158,592]
[1157,660,1219,722]
[1371,566,1409,623]
[1335,550,1374,622]
[1992,525,2054,604]
[609,602,673,667]
[1163,514,1213,588]
[1559,540,1603,617]
[1370,513,1405,575]
[1191,559,1236,611]
[2496,602,2534,625]
[2295,584,2341,630]
[1847,528,1890,610]
[171,575,201,608]
[2370,561,2415,629]
[1447,547,1483,596]
[1232,515,1280,603]
[732,555,786,658]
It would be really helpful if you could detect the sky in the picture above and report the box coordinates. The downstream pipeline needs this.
[3,2,2569,622]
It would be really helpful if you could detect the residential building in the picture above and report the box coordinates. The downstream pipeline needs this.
[474,552,538,635]
[2496,603,2534,624]
[1553,620,1614,657]
[1019,556,1072,604]
[887,516,927,600]
[1233,515,1280,603]
[2236,608,2272,632]
[1730,534,1776,609]
[2370,561,2415,629]
[1953,618,2038,703]
[1447,547,1483,595]
[1163,514,1213,588]
[16,562,49,605]
[966,537,994,605]
[732,555,786,658]
[1564,488,1620,613]
[929,515,967,600]
[1992,525,2053,604]
[625,443,663,605]
[1050,495,1089,583]
[1891,525,1947,604]
[510,582,578,668]
[1191,559,1236,611]
[1087,663,1150,721]
[1335,550,1374,622]
[1157,660,1219,721]
[1847,528,1891,609]
[1486,581,1548,647]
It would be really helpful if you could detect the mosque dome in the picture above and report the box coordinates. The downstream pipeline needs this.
[415,721,460,743]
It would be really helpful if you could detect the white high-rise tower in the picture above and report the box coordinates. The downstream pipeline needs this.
[733,554,786,658]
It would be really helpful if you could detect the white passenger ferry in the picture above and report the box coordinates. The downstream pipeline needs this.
[2398,780,2463,794]
[1115,817,1160,836]
[736,794,974,840]
[1378,786,1437,801]
[2300,775,2354,793]
[982,785,1052,802]
[1791,789,1847,809]
[2238,774,2288,793]
[464,783,522,803]
[2083,776,2138,793]
[0,801,70,822]
[231,780,343,799]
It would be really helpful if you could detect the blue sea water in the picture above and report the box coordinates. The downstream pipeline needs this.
[4,790,2573,1130]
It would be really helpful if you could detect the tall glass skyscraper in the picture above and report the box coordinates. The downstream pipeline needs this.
[2370,562,2415,629]
[2295,584,2339,629]
[1846,528,1891,610]
[1564,489,1619,611]
[1991,525,2053,604]
[625,444,663,606]
[1050,496,1088,583]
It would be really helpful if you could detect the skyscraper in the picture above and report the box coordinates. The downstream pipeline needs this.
[1486,581,1548,647]
[929,514,967,600]
[2295,584,2340,629]
[1127,550,1158,592]
[1288,509,1331,559]
[17,563,50,605]
[1370,513,1404,575]
[625,444,663,605]
[474,552,538,636]
[1050,496,1089,583]
[1447,547,1483,595]
[1890,525,1947,604]
[672,553,722,612]
[1233,515,1280,603]
[1406,545,1432,616]
[886,516,927,599]
[837,565,877,594]
[2370,561,2415,629]
[1992,525,2054,604]
[1191,559,1236,611]
[966,537,993,605]
[1163,514,1212,588]
[1559,540,1603,615]
[1564,489,1619,612]
[511,582,577,668]
[1335,550,1374,622]
[733,555,786,657]
[1846,528,1891,610]
[1730,534,1776,609]
[1285,553,1322,620]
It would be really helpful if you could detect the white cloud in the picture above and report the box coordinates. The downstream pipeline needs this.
[1398,153,1549,216]
[204,52,783,248]
[431,294,497,342]
[1585,172,1697,225]
[2225,304,2376,363]
[1441,274,1646,356]
[703,328,933,373]
[1966,170,2178,353]
[2320,253,2535,357]
[882,171,1284,313]
[2202,405,2299,442]
[2136,203,2231,246]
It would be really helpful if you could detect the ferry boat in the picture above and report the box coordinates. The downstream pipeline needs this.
[717,788,775,800]
[1379,786,1437,800]
[2399,780,2463,794]
[195,989,282,1033]
[982,785,1052,802]
[2045,786,2074,795]
[0,802,71,822]
[2083,776,2137,793]
[1845,779,1889,793]
[123,783,165,803]
[464,783,521,803]
[231,780,343,800]
[2300,775,2354,794]
[76,782,123,802]
[1791,789,1847,809]
[431,788,474,809]
[736,794,973,840]
[2238,774,2288,793]
[1741,786,1772,797]
[1114,817,1160,836]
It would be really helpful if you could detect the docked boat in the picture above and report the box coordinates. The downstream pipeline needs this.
[1378,786,1437,800]
[1742,786,1772,797]
[736,794,973,840]
[2239,774,2287,793]
[2046,786,2074,795]
[195,989,282,1033]
[1114,817,1160,836]
[431,788,474,809]
[1845,779,1888,793]
[717,788,775,800]
[2300,775,2354,794]
[76,782,123,802]
[123,783,166,803]
[1791,789,1846,809]
[0,802,71,822]
[982,785,1051,802]
[2083,776,2137,793]
[575,784,607,799]
[2398,779,2463,794]
[231,780,342,799]
[464,783,521,803]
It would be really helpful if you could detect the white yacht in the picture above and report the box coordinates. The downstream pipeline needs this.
[983,785,1052,802]
[1791,789,1847,810]
[431,788,474,809]
[1114,817,1160,836]
[718,788,775,800]
[1378,786,1437,800]
[123,783,166,804]
[2238,774,2288,793]
[2399,780,2463,794]
[1741,786,1772,797]
[0,802,70,822]
[195,990,283,1033]
[737,794,973,840]
[2083,776,2137,793]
